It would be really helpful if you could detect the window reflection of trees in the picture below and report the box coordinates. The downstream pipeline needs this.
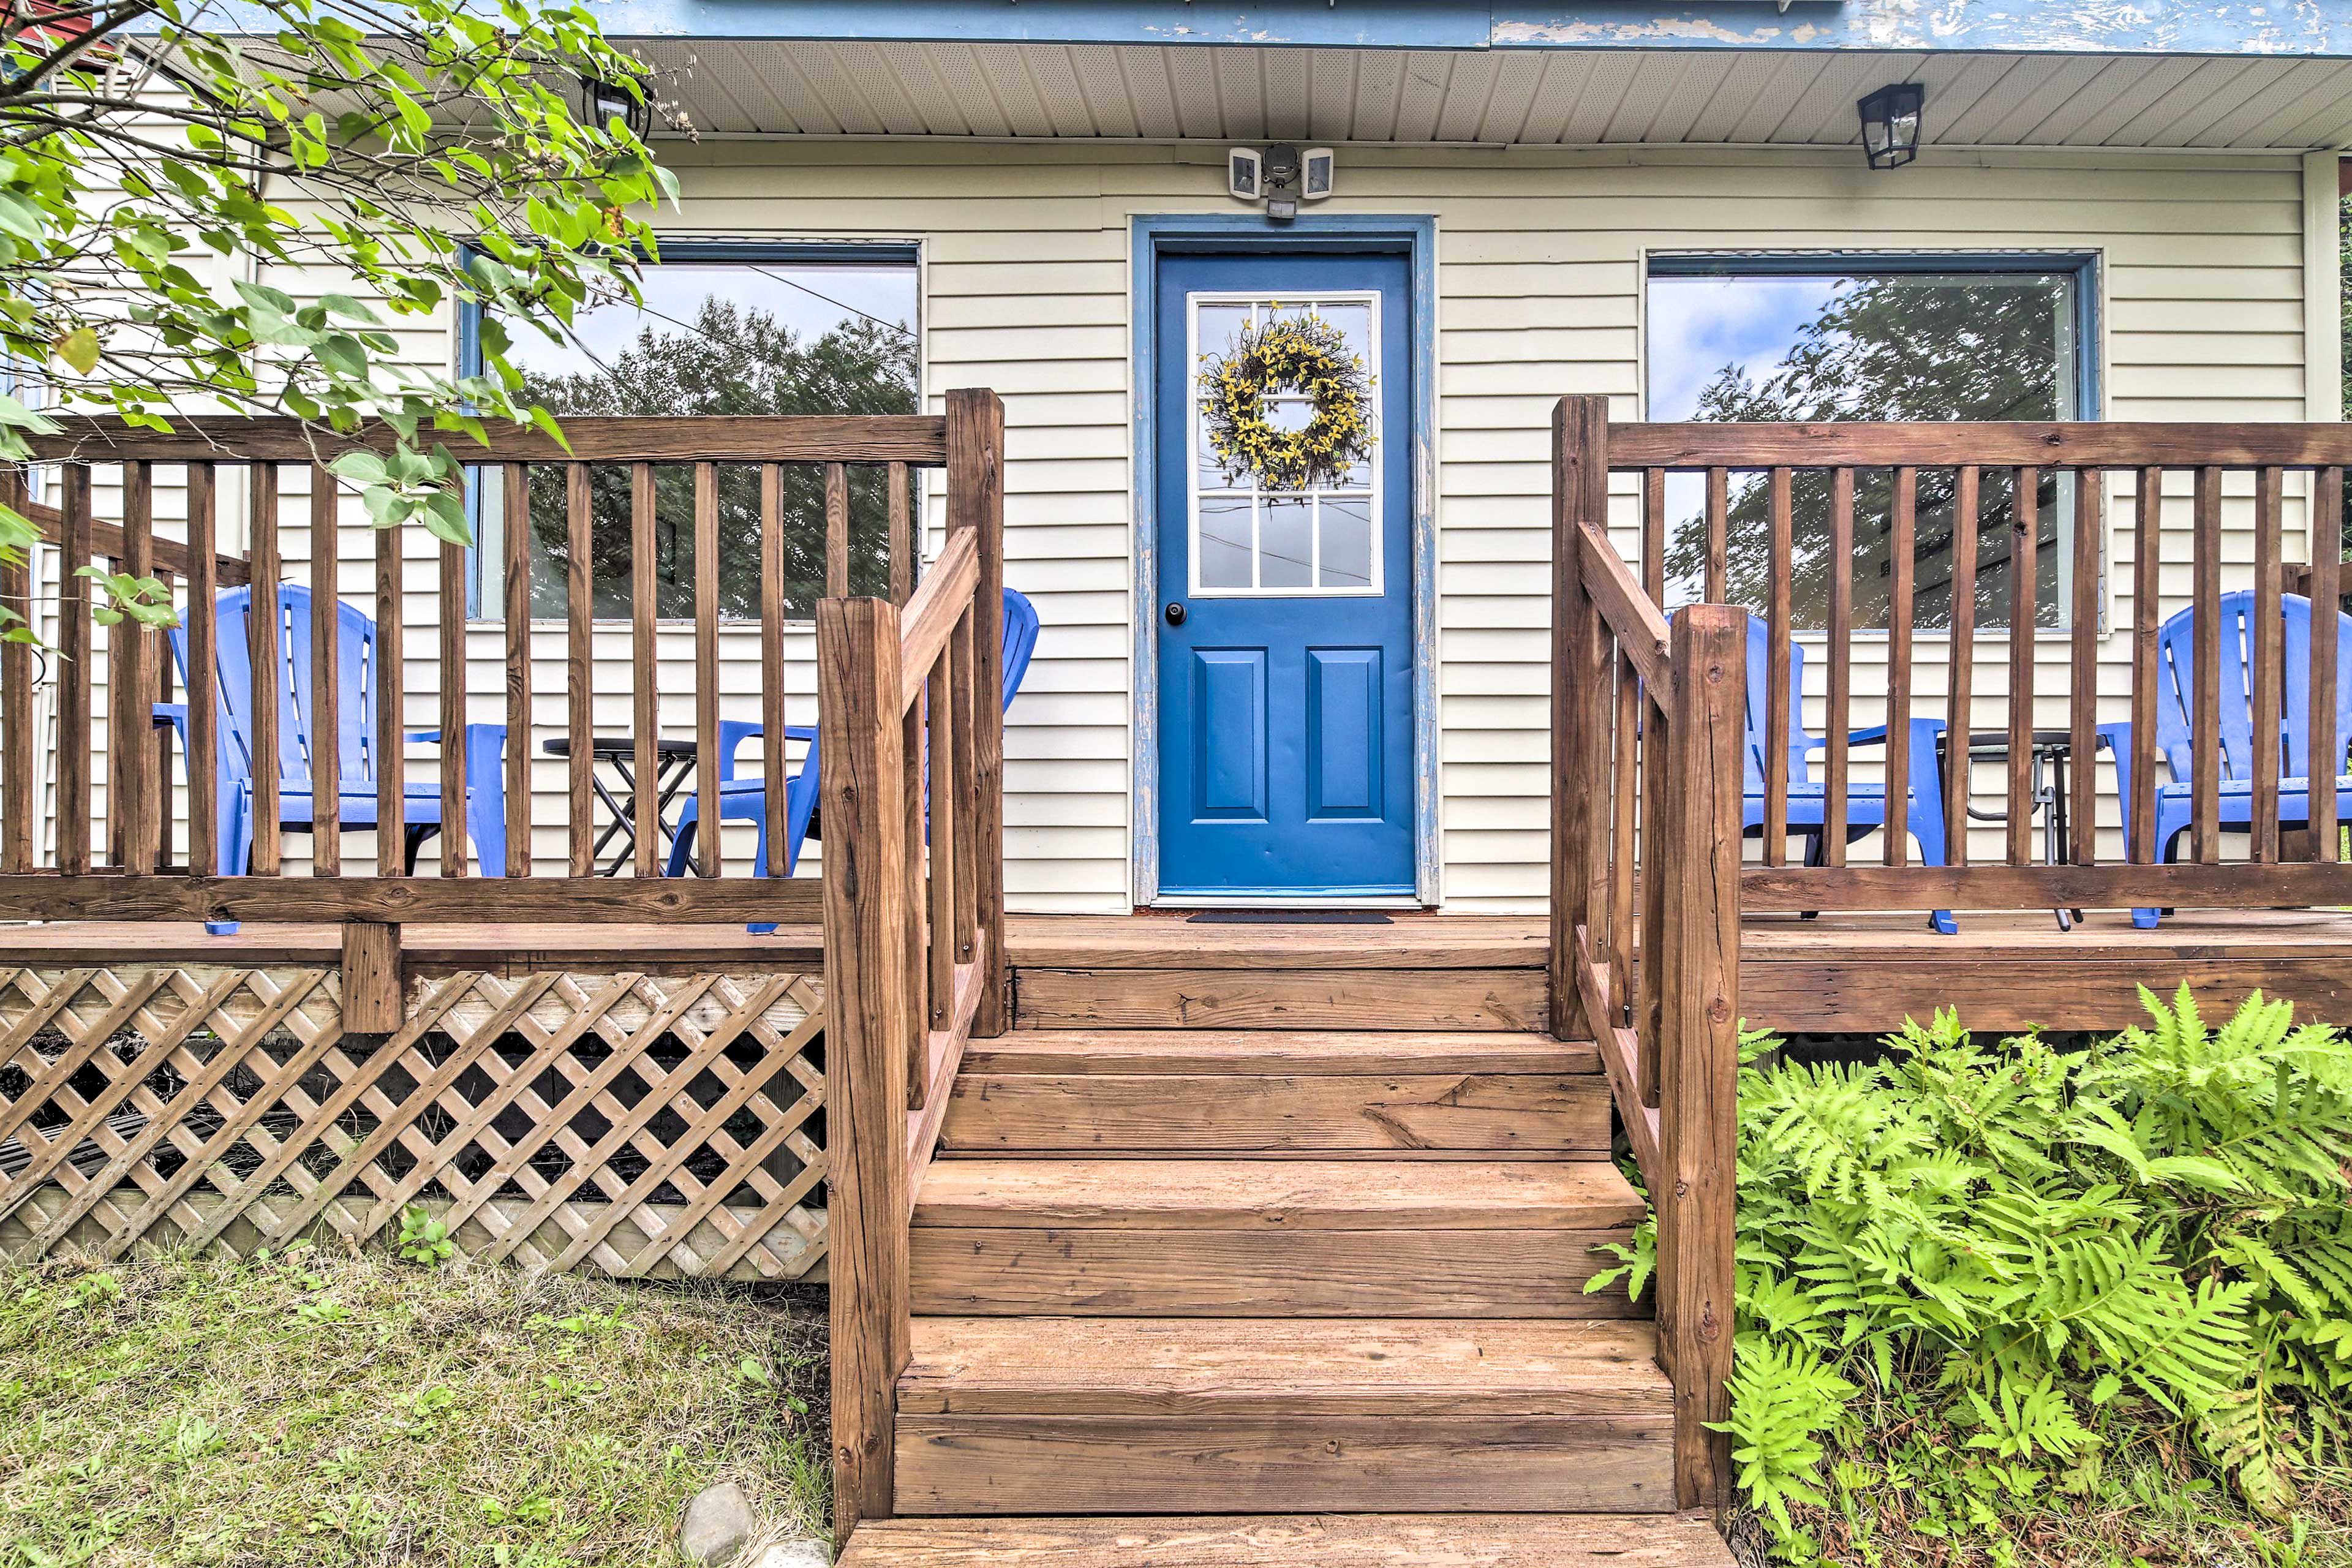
[515,295,918,620]
[1660,274,2073,631]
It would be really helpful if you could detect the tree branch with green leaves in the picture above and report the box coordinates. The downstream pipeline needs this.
[0,0,682,633]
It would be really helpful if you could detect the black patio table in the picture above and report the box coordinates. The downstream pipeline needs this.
[539,734,704,876]
[1934,726,2105,930]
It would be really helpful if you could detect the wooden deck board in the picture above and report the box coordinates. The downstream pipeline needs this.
[2,908,2348,1030]
[838,1513,1736,1568]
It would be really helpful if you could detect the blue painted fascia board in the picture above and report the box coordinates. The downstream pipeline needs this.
[540,0,2352,59]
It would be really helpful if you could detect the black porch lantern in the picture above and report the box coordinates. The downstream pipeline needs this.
[1857,81,1924,170]
[581,73,654,137]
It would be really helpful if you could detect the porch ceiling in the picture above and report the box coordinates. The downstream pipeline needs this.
[639,39,2352,150]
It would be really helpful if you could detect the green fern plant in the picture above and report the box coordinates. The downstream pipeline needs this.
[1686,988,2352,1564]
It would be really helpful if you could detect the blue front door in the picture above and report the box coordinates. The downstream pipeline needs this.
[1154,249,1415,899]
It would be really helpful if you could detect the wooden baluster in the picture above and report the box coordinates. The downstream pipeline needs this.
[2313,468,2343,861]
[438,518,467,877]
[630,461,657,876]
[374,488,403,876]
[121,460,156,873]
[902,659,925,1108]
[816,592,913,1543]
[694,461,721,876]
[1945,467,1979,869]
[1642,468,1665,604]
[826,461,851,599]
[1884,466,1915,867]
[1,467,35,872]
[1638,688,1667,1110]
[2192,465,2222,862]
[1659,602,1741,1519]
[1608,646,1638,1027]
[1763,466,1791,865]
[2252,466,2284,861]
[187,463,219,877]
[1703,466,1727,603]
[248,464,281,875]
[2131,468,2163,863]
[889,461,913,606]
[152,565,175,870]
[2007,468,2038,867]
[1823,467,1853,864]
[565,463,593,877]
[56,465,93,874]
[1550,396,1607,1039]
[948,388,1009,1037]
[928,638,957,1028]
[504,462,532,878]
[310,463,341,875]
[760,463,788,878]
[950,606,979,967]
[2070,469,2102,864]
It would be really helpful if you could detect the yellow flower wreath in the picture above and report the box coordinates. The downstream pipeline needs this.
[1199,311,1375,491]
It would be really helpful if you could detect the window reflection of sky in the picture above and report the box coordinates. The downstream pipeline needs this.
[506,263,918,383]
[1646,274,1845,421]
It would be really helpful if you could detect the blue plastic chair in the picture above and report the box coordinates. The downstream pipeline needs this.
[2098,590,2352,929]
[665,588,1041,929]
[1725,613,1956,935]
[159,586,508,932]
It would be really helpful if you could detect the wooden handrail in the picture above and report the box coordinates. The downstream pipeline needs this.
[820,386,1008,1544]
[26,413,949,466]
[1554,394,1741,1520]
[1612,420,2352,469]
[21,494,252,586]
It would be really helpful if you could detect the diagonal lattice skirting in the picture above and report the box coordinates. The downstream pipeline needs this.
[0,965,828,1280]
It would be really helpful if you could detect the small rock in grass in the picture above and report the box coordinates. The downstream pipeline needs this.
[755,1540,831,1568]
[679,1480,756,1565]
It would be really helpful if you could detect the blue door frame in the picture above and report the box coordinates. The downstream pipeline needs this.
[1130,215,1438,905]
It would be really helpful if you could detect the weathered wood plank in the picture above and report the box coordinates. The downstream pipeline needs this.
[1012,969,1549,1033]
[892,1414,1676,1516]
[837,1513,1736,1568]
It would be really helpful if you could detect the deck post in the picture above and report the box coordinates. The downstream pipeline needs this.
[948,388,1011,1036]
[1657,603,1743,1518]
[818,595,915,1542]
[340,920,403,1033]
[1551,396,1610,1039]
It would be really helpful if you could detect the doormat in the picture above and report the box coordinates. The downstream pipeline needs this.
[1185,910,1393,924]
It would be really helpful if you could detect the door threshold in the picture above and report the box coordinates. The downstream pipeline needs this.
[1147,893,1428,911]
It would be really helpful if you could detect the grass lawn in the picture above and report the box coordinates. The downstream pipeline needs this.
[0,1245,829,1567]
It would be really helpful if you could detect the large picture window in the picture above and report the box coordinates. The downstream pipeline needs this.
[1645,256,2094,631]
[470,245,919,620]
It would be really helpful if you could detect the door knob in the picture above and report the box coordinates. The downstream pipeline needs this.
[1164,601,1187,626]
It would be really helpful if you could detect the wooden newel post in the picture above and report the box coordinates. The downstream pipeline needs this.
[818,595,914,1542]
[947,388,1010,1036]
[1551,395,1610,1039]
[341,921,403,1033]
[1657,603,1743,1518]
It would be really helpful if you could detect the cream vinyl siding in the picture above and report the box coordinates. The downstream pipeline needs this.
[61,140,2315,911]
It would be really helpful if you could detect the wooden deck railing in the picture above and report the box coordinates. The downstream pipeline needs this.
[0,394,1008,1032]
[1550,396,1740,1516]
[819,388,1007,1542]
[1551,395,2352,1515]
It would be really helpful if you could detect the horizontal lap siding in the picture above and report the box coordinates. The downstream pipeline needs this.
[59,143,2302,911]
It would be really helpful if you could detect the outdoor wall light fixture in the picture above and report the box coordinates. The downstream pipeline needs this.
[581,73,654,137]
[1858,82,1924,170]
[1228,143,1335,222]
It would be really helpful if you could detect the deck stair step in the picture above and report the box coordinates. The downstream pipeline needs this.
[840,1515,1733,1568]
[908,1159,1646,1317]
[943,1030,1610,1158]
[894,1318,1676,1515]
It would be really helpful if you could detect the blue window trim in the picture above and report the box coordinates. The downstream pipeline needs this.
[1643,249,2103,421]
[454,238,924,618]
[1129,212,1440,908]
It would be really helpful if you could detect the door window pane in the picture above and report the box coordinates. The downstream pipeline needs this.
[483,257,919,620]
[1188,291,1382,597]
[1646,266,2084,630]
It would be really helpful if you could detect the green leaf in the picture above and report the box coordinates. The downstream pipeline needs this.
[53,327,99,375]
